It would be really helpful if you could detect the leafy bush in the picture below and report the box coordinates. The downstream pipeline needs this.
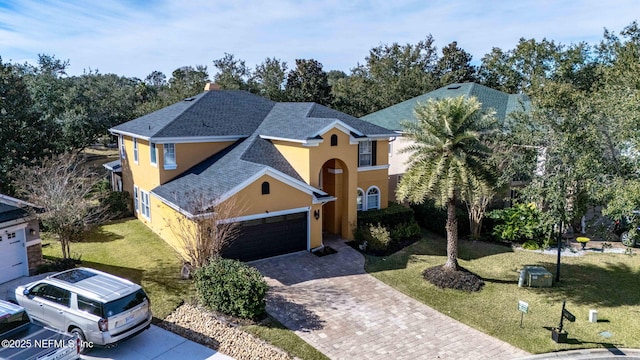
[411,200,469,237]
[193,257,268,319]
[366,223,392,252]
[36,255,81,274]
[488,202,546,244]
[356,202,415,228]
[522,240,541,250]
[353,203,422,254]
[390,221,421,240]
[102,190,132,219]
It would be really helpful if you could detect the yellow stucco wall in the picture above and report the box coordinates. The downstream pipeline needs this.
[142,173,324,257]
[159,141,235,185]
[272,141,311,183]
[121,137,236,220]
[272,129,391,240]
[357,168,390,207]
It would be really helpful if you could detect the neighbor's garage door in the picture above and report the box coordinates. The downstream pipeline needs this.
[223,212,308,261]
[0,229,28,284]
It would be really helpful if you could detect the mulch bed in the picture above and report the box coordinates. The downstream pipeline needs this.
[423,265,485,292]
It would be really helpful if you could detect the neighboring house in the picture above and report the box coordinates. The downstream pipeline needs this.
[107,84,396,261]
[103,159,123,192]
[0,194,42,283]
[361,82,531,200]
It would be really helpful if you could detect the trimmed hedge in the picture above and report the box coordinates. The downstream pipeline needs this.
[193,257,268,319]
[410,200,469,237]
[353,203,421,255]
[356,202,415,228]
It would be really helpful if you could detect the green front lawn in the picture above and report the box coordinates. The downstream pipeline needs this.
[41,218,193,319]
[365,232,640,354]
[41,218,326,359]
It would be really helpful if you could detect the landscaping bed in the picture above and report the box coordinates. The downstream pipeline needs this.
[158,303,291,360]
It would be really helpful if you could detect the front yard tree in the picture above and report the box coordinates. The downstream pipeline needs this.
[396,96,497,288]
[14,153,109,259]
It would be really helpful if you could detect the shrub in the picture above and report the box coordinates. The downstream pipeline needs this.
[36,255,81,274]
[102,191,132,219]
[390,221,421,240]
[193,257,268,319]
[488,202,545,244]
[356,202,415,228]
[366,223,392,252]
[411,200,469,237]
[522,240,541,250]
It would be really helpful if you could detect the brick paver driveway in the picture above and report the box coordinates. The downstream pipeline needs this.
[252,238,530,360]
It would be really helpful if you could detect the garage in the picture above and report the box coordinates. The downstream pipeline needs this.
[0,227,28,284]
[222,212,308,262]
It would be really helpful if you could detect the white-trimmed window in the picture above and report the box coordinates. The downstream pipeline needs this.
[366,186,380,210]
[119,135,126,159]
[164,143,176,170]
[358,141,372,167]
[133,138,139,163]
[133,185,139,213]
[150,142,157,166]
[140,190,150,219]
[356,188,364,211]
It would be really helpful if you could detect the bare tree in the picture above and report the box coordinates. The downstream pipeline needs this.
[168,191,243,273]
[14,153,109,259]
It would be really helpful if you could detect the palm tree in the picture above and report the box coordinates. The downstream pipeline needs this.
[397,95,497,272]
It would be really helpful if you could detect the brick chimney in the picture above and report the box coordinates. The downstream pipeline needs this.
[204,82,220,91]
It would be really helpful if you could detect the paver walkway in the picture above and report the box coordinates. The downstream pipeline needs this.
[252,238,530,360]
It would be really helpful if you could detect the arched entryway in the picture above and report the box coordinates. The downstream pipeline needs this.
[319,158,352,238]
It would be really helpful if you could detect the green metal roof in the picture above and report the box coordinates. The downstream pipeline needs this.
[361,82,531,131]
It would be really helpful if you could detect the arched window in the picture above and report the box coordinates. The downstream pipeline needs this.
[366,186,380,210]
[261,181,270,195]
[330,134,338,146]
[356,188,364,211]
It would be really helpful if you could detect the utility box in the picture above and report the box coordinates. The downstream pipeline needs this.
[523,266,553,287]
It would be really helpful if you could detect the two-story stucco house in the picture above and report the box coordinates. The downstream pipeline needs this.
[361,82,531,200]
[107,84,396,261]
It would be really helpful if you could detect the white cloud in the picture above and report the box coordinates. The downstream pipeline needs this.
[0,0,638,78]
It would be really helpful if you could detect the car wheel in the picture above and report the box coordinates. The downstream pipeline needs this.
[70,328,88,354]
[621,231,635,247]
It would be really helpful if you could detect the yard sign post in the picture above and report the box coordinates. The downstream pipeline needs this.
[518,300,529,328]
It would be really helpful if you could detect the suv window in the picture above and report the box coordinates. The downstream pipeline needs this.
[0,310,29,334]
[31,284,71,307]
[77,295,103,317]
[104,289,148,317]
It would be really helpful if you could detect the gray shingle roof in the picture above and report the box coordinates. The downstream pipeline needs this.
[136,90,395,211]
[111,90,276,139]
[0,203,28,224]
[361,82,531,131]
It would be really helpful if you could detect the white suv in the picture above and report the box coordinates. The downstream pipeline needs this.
[15,268,152,351]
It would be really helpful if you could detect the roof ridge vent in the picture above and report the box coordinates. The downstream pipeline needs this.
[447,85,461,89]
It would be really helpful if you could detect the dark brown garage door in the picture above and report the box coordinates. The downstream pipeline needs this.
[222,212,308,261]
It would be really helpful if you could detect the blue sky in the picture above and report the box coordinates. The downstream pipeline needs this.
[1,0,638,79]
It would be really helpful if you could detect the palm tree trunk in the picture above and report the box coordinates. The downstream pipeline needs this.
[444,199,459,271]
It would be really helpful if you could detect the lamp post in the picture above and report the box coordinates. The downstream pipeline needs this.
[555,221,563,283]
